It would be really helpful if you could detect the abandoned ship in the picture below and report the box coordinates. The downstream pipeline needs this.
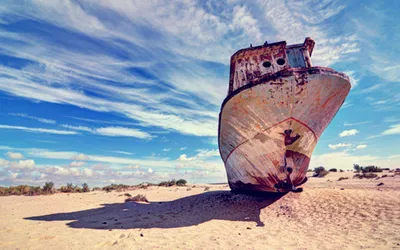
[218,38,351,193]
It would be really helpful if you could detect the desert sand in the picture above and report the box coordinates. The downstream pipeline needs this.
[0,171,399,250]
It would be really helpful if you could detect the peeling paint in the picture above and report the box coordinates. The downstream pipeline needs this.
[219,38,351,193]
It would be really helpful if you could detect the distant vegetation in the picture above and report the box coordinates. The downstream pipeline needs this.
[60,183,90,193]
[353,164,383,173]
[125,194,148,203]
[0,182,54,196]
[0,179,188,196]
[313,166,329,177]
[158,179,187,187]
[329,168,337,172]
[353,164,385,179]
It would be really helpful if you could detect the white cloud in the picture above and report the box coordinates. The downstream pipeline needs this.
[0,125,78,135]
[356,144,367,149]
[69,161,85,167]
[6,152,24,160]
[0,158,9,167]
[258,0,358,66]
[344,71,359,88]
[61,124,93,132]
[381,124,400,135]
[72,153,89,161]
[310,151,377,170]
[195,149,220,158]
[180,147,187,151]
[342,101,353,109]
[372,100,387,105]
[230,5,262,43]
[10,159,35,169]
[163,148,171,152]
[0,0,358,139]
[339,129,359,137]
[83,168,93,177]
[177,154,197,162]
[10,113,56,124]
[328,143,352,150]
[126,164,141,170]
[112,151,133,155]
[344,121,370,126]
[95,127,152,139]
[147,168,153,173]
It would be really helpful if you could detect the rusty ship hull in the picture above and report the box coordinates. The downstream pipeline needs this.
[218,38,351,193]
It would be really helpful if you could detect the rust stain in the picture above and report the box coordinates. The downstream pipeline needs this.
[219,37,351,193]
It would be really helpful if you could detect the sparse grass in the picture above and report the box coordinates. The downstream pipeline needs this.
[125,194,148,203]
[102,184,131,192]
[353,173,378,179]
[337,177,349,181]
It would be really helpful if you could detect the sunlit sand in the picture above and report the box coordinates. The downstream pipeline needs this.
[0,172,399,250]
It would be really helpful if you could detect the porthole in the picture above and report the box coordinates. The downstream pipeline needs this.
[262,61,272,68]
[277,58,286,65]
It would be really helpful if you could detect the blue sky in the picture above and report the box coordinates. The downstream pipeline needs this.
[0,0,399,187]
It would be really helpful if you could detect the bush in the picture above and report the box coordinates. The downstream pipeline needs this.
[43,182,54,194]
[354,164,383,173]
[124,193,132,197]
[353,164,361,173]
[339,169,344,172]
[125,194,148,203]
[353,173,378,179]
[158,180,176,187]
[337,177,349,181]
[102,184,131,192]
[313,166,329,177]
[176,179,187,186]
[82,183,90,192]
[92,187,101,191]
[329,168,337,172]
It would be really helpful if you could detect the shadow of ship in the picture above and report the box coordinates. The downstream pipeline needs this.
[25,191,284,229]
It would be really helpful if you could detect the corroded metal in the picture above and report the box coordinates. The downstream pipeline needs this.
[219,38,350,193]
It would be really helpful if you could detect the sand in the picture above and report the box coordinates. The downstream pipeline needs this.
[0,171,399,250]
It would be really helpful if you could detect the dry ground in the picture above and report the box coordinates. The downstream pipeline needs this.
[0,171,399,250]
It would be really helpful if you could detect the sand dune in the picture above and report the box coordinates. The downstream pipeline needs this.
[0,172,399,249]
